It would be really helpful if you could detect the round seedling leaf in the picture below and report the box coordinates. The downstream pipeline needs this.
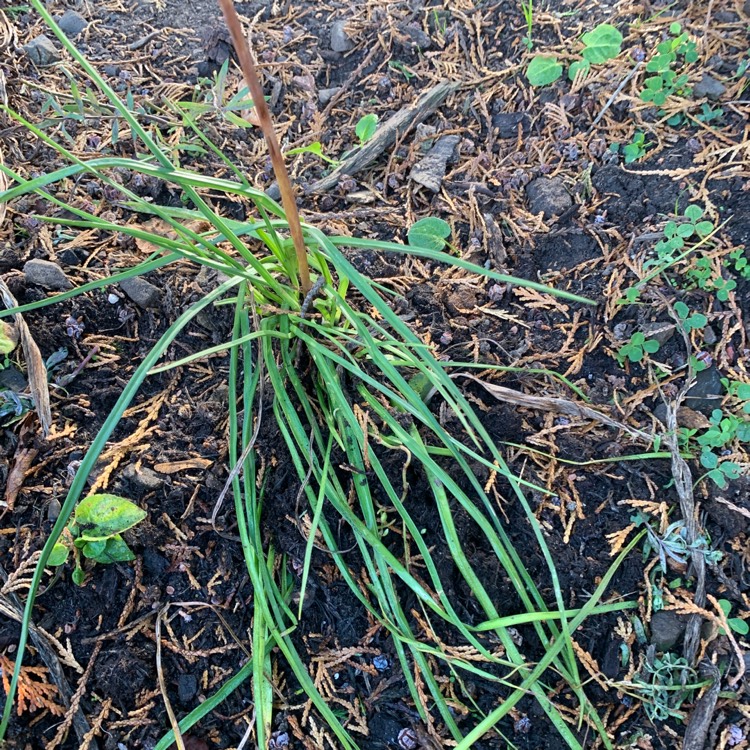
[526,55,563,87]
[730,618,749,635]
[407,217,451,252]
[74,493,146,540]
[81,539,107,560]
[581,23,623,64]
[568,59,590,81]
[355,113,378,145]
[674,301,689,319]
[684,205,703,222]
[694,220,714,237]
[100,535,137,563]
[48,543,71,567]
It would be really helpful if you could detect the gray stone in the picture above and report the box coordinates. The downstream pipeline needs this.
[492,112,530,139]
[56,10,88,37]
[119,276,162,309]
[397,23,432,50]
[177,673,198,704]
[330,20,353,53]
[744,0,750,17]
[525,177,572,220]
[318,87,341,105]
[693,74,726,101]
[650,610,687,652]
[409,135,460,193]
[23,259,72,290]
[123,463,164,491]
[23,35,61,67]
[641,321,675,347]
[685,366,723,415]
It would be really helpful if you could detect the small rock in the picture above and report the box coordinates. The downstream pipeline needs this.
[177,673,198,704]
[415,123,437,150]
[119,276,162,309]
[492,112,530,139]
[102,64,120,77]
[0,365,27,392]
[23,259,72,290]
[123,463,164,491]
[641,321,675,347]
[58,248,82,266]
[714,11,738,22]
[397,22,432,50]
[330,20,353,53]
[684,365,723,415]
[693,74,726,100]
[409,134,460,193]
[525,177,572,220]
[744,0,750,16]
[56,10,88,37]
[650,610,687,651]
[23,35,61,67]
[318,87,340,105]
[703,326,717,345]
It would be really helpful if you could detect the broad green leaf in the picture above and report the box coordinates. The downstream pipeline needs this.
[94,535,135,563]
[568,59,590,81]
[355,113,378,145]
[730,618,749,635]
[74,493,146,540]
[694,221,714,237]
[674,301,689,319]
[526,55,563,87]
[736,384,750,400]
[407,217,451,252]
[690,313,707,328]
[700,450,718,469]
[48,543,70,567]
[81,539,107,559]
[642,339,660,354]
[72,565,86,586]
[581,23,623,64]
[684,205,702,221]
[677,224,694,238]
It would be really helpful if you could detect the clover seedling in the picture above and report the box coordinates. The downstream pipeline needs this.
[619,331,660,363]
[611,131,649,164]
[49,493,146,585]
[717,599,749,636]
[673,301,706,333]
[641,22,697,108]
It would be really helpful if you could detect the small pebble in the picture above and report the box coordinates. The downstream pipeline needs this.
[108,293,120,304]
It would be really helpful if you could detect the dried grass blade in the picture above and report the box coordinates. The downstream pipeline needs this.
[0,278,52,436]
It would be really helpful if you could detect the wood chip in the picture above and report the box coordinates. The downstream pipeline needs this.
[153,458,213,474]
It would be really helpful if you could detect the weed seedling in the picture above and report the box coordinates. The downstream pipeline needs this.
[354,113,378,146]
[48,493,146,585]
[618,331,660,364]
[640,22,697,109]
[520,0,534,50]
[611,131,650,163]
[648,204,714,268]
[673,301,706,333]
[527,22,622,86]
[717,599,749,636]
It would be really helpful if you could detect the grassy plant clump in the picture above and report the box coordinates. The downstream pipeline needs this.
[0,2,642,747]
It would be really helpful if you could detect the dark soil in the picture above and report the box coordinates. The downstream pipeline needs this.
[1,0,749,749]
